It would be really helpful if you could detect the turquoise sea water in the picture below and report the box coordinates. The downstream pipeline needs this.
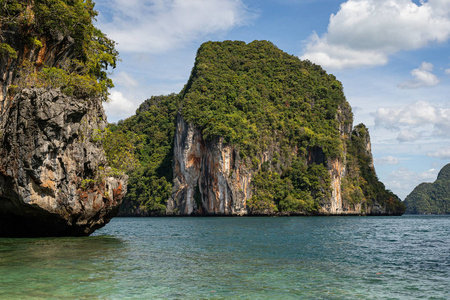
[0,216,449,299]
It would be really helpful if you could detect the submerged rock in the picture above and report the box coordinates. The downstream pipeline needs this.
[0,88,127,237]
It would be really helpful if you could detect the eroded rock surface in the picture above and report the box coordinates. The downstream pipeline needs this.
[0,88,127,237]
[168,115,250,215]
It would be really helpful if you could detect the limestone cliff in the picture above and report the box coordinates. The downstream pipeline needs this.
[0,88,127,237]
[0,0,125,236]
[112,40,404,216]
[1,4,76,119]
[168,114,250,215]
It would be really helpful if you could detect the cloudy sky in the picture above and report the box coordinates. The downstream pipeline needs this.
[94,0,450,200]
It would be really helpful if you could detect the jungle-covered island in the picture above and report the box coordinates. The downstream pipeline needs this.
[0,0,407,237]
[115,40,405,217]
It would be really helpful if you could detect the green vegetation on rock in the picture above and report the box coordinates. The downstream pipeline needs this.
[182,41,348,161]
[344,124,405,214]
[111,94,179,215]
[404,164,450,214]
[0,0,118,101]
[180,41,346,214]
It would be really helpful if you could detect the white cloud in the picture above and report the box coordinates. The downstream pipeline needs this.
[445,69,450,75]
[113,72,139,88]
[301,0,450,69]
[386,167,438,198]
[398,62,440,89]
[397,129,421,142]
[374,156,399,165]
[97,0,253,54]
[300,32,388,69]
[374,101,450,145]
[375,101,450,135]
[390,168,438,185]
[428,146,450,159]
[103,91,138,122]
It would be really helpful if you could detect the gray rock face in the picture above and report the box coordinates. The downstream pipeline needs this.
[0,88,127,237]
[167,115,250,215]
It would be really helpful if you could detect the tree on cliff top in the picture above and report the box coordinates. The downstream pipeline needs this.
[0,0,118,101]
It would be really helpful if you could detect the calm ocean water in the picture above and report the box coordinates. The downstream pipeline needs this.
[0,216,449,299]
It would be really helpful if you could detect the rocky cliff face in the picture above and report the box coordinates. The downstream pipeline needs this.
[1,15,76,121]
[112,40,403,216]
[0,88,127,237]
[320,105,354,215]
[0,32,74,103]
[168,115,250,215]
[321,157,347,214]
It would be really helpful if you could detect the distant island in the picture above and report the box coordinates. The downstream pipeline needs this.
[114,40,405,217]
[404,163,450,214]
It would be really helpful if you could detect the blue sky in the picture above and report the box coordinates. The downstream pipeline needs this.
[94,0,450,200]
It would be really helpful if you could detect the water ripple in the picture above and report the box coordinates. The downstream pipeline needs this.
[0,215,449,299]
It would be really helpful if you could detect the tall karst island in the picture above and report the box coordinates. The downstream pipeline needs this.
[0,1,127,237]
[116,40,405,217]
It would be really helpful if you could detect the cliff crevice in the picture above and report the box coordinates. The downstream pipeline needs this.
[168,114,250,215]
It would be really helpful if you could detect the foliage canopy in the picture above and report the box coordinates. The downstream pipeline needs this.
[0,0,118,100]
[182,40,348,161]
[111,94,179,215]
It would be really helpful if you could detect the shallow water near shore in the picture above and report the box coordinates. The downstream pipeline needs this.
[1,215,449,299]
